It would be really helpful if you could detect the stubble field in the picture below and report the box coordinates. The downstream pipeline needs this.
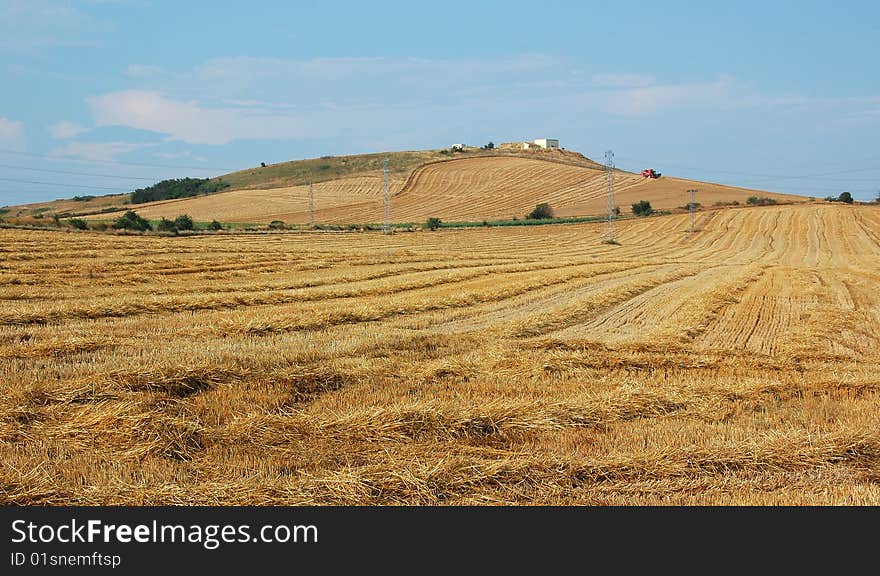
[75,154,798,225]
[2,203,879,505]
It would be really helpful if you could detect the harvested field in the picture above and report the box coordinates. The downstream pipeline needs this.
[1,203,879,505]
[75,153,801,225]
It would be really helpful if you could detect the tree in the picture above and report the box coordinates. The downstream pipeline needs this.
[112,210,151,231]
[269,220,285,230]
[425,217,442,230]
[837,191,854,204]
[527,203,554,219]
[208,220,223,231]
[613,206,621,216]
[485,141,495,150]
[631,200,653,217]
[174,214,194,230]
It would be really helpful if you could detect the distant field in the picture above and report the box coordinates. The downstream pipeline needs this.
[2,203,879,505]
[79,154,803,225]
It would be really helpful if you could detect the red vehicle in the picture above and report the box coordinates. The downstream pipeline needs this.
[641,168,662,179]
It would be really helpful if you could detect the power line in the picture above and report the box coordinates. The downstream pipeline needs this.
[0,163,157,181]
[0,148,239,173]
[0,177,127,192]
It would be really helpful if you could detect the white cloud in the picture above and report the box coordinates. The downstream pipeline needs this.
[87,89,372,145]
[51,141,141,162]
[88,90,238,145]
[48,121,88,139]
[0,117,25,150]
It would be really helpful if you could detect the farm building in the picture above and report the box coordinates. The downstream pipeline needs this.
[450,143,466,151]
[522,138,559,150]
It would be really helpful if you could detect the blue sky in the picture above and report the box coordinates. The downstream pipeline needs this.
[2,0,880,205]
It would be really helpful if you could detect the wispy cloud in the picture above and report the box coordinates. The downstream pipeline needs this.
[125,64,164,78]
[0,0,108,52]
[591,74,657,88]
[50,141,142,162]
[0,117,25,150]
[600,75,739,117]
[48,121,88,140]
[154,150,207,162]
[85,55,880,151]
[84,55,575,145]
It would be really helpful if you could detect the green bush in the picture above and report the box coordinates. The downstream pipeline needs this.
[269,220,285,230]
[527,203,554,220]
[425,217,442,230]
[156,218,178,233]
[67,218,89,230]
[631,200,653,216]
[208,220,223,231]
[174,214,194,230]
[112,210,152,231]
[747,196,777,206]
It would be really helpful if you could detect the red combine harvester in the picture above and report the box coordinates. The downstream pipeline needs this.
[641,168,662,179]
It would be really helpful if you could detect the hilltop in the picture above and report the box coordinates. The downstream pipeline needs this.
[2,145,805,226]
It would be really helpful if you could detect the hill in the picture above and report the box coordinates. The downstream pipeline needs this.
[3,146,805,225]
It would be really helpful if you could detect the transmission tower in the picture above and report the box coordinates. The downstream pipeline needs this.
[688,188,697,233]
[382,158,392,234]
[604,150,616,243]
[308,179,314,227]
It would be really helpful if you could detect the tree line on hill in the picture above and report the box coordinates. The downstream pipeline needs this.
[131,178,229,204]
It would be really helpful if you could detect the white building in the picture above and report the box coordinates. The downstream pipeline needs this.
[451,143,466,151]
[522,138,560,150]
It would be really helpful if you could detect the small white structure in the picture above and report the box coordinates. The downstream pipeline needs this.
[529,138,559,150]
[451,143,466,151]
